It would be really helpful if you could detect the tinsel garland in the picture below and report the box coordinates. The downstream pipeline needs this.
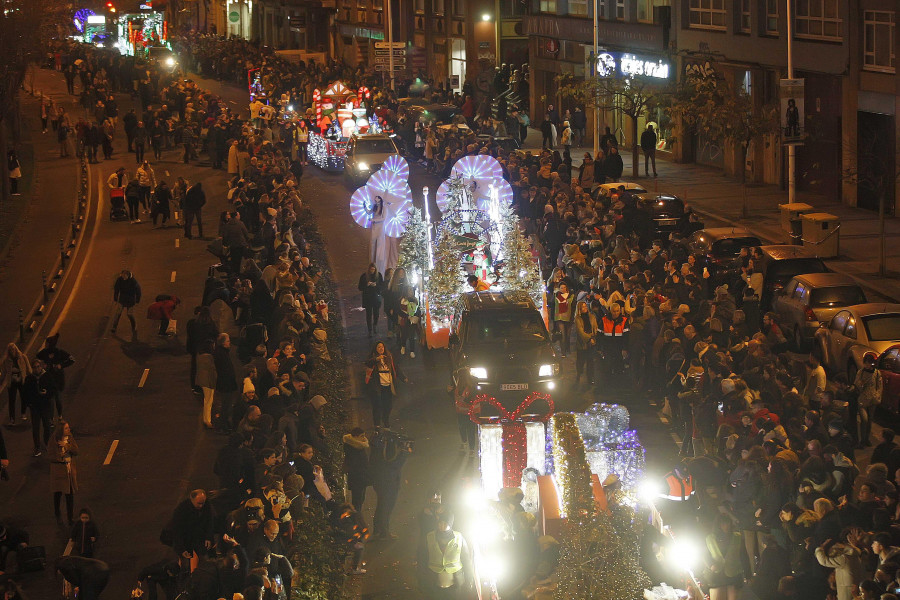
[550,413,594,516]
[397,206,429,281]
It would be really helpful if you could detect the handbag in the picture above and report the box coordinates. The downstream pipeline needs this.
[166,319,178,336]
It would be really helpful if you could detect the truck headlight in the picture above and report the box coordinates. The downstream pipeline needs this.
[166,57,176,67]
[469,367,487,380]
[358,162,369,171]
[539,364,557,377]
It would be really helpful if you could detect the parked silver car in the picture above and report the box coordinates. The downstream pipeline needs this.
[814,303,900,381]
[773,273,867,350]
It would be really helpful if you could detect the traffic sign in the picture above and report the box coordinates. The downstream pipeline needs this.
[374,49,406,57]
[374,57,406,65]
[375,41,405,49]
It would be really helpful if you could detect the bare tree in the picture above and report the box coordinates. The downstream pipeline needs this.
[557,71,665,178]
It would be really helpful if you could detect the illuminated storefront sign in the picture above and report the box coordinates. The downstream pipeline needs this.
[595,52,670,79]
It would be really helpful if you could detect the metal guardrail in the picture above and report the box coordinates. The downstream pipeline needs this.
[788,222,841,246]
[14,154,90,348]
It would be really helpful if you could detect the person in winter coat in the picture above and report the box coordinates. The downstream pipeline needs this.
[146,294,180,336]
[55,555,110,600]
[553,283,574,357]
[814,532,864,600]
[343,428,372,511]
[854,353,883,447]
[112,269,141,336]
[578,154,595,190]
[182,181,206,239]
[124,177,142,223]
[227,140,240,175]
[195,341,217,429]
[603,146,624,182]
[167,490,215,569]
[574,300,598,386]
[69,508,99,558]
[23,359,54,456]
[7,150,21,195]
[151,181,171,227]
[50,420,78,524]
[136,160,156,213]
[364,341,407,428]
[1,342,31,425]
[358,263,384,337]
[704,515,744,600]
[214,333,239,433]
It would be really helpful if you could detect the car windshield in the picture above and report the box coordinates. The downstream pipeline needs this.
[768,258,827,283]
[862,314,900,342]
[810,286,866,308]
[712,237,761,257]
[466,312,549,343]
[356,139,396,154]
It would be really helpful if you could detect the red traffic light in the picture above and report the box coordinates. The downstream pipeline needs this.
[106,2,114,7]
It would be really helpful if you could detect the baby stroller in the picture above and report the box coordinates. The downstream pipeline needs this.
[109,187,128,221]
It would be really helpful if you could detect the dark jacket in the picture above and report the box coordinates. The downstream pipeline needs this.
[604,152,624,180]
[343,433,371,490]
[113,275,141,307]
[169,497,215,556]
[214,436,255,492]
[70,520,100,557]
[182,184,206,212]
[23,370,56,412]
[640,128,658,152]
[214,345,238,393]
[358,272,384,308]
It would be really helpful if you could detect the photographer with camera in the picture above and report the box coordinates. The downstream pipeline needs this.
[370,428,413,540]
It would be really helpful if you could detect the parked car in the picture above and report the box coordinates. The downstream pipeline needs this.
[874,344,900,414]
[594,182,648,199]
[687,227,761,286]
[814,303,900,381]
[772,273,867,350]
[754,245,828,311]
[634,193,689,237]
[449,291,559,414]
[343,133,400,184]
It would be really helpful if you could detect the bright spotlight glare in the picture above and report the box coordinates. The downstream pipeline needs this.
[481,13,492,20]
[464,487,485,509]
[165,57,175,67]
[670,538,700,572]
[639,479,662,504]
[477,554,506,580]
[547,381,555,390]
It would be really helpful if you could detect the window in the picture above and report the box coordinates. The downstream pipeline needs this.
[597,0,606,18]
[765,0,778,34]
[844,316,857,340]
[689,0,725,29]
[795,0,841,40]
[569,0,588,17]
[433,0,444,14]
[792,282,806,299]
[638,0,653,22]
[540,0,557,12]
[740,0,751,32]
[865,11,896,73]
[616,0,625,19]
[830,311,849,332]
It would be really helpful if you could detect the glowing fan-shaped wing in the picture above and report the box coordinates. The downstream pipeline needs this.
[380,154,409,180]
[472,176,514,213]
[366,169,413,238]
[435,180,452,213]
[450,155,504,181]
[349,185,376,229]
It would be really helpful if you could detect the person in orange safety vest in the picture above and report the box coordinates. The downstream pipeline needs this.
[662,464,695,502]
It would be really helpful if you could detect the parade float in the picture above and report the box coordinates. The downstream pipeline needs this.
[307,82,379,172]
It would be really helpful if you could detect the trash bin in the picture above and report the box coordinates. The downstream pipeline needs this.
[801,212,840,258]
[779,202,814,234]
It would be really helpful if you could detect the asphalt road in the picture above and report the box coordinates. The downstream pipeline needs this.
[0,68,719,600]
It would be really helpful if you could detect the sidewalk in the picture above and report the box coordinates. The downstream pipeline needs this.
[520,127,900,302]
[0,68,84,346]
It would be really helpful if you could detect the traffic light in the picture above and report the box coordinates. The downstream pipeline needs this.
[106,2,116,12]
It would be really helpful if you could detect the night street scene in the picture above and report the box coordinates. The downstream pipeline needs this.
[1,1,900,599]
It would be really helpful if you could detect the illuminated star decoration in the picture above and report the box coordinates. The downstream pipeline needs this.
[380,154,410,180]
[349,168,413,238]
[436,155,513,213]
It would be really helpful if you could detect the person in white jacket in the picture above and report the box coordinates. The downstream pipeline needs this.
[136,161,156,215]
[814,534,864,600]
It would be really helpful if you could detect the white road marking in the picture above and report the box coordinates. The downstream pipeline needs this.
[138,368,150,388]
[175,238,180,248]
[165,170,170,177]
[170,271,177,282]
[102,439,119,465]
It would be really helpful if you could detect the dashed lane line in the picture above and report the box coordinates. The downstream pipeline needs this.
[138,368,150,388]
[170,271,176,282]
[102,439,119,465]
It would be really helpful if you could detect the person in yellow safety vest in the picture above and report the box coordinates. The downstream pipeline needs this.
[599,300,629,375]
[417,510,473,598]
[467,274,491,292]
[662,464,695,502]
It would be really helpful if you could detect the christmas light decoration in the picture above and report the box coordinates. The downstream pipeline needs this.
[498,201,543,306]
[550,413,593,516]
[479,424,503,503]
[348,168,413,238]
[575,403,646,496]
[397,206,429,280]
[307,132,346,171]
[469,393,553,492]
[381,154,409,180]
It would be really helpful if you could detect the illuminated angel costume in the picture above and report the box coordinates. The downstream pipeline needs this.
[367,196,398,274]
[350,159,413,275]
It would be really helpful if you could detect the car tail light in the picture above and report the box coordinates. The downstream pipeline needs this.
[804,307,817,321]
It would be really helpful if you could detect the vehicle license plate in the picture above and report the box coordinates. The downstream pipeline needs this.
[501,383,529,391]
[658,219,677,226]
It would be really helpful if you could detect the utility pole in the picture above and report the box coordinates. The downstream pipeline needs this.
[387,0,395,92]
[592,0,599,157]
[786,0,796,204]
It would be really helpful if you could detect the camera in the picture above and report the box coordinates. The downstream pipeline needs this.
[379,429,415,453]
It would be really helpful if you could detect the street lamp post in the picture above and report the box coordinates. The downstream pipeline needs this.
[786,0,795,204]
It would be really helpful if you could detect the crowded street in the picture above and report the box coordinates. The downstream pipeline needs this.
[2,19,900,600]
